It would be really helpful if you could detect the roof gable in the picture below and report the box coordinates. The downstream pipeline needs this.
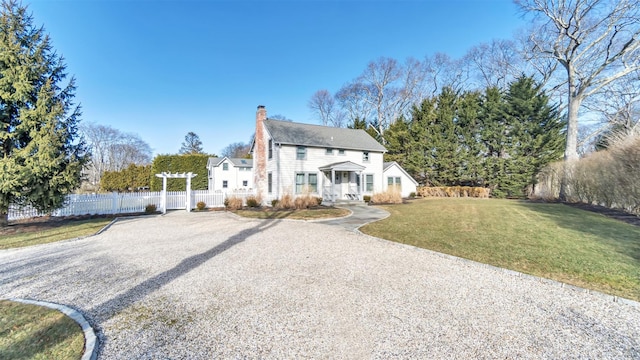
[263,119,386,153]
[208,157,253,168]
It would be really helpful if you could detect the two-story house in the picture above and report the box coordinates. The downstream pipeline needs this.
[251,105,417,203]
[207,157,253,193]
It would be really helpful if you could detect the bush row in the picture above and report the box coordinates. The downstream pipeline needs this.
[534,134,640,214]
[418,186,491,198]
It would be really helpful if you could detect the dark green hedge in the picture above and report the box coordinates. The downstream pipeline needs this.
[150,154,210,191]
[101,164,152,192]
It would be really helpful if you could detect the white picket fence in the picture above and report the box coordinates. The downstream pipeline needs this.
[7,190,255,221]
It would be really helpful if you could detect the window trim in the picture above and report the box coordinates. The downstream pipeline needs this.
[296,146,307,160]
[365,174,374,192]
[295,172,319,194]
[222,163,229,171]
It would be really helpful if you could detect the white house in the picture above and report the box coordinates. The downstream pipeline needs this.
[251,105,417,204]
[383,161,418,198]
[207,157,253,193]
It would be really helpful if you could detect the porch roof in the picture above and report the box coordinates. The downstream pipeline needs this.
[319,161,366,172]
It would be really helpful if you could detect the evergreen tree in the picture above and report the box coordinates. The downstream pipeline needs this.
[479,87,509,196]
[501,76,565,197]
[0,1,87,226]
[456,91,485,186]
[179,131,204,154]
[430,87,461,186]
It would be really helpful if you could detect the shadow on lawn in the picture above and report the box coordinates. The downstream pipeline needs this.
[89,218,281,321]
[520,201,640,262]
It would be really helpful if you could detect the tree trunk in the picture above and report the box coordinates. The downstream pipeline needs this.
[0,211,8,228]
[559,78,581,201]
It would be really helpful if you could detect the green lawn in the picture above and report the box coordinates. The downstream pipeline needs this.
[0,300,85,360]
[0,218,112,250]
[360,198,640,301]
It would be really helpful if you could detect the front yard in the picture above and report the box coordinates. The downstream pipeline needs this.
[360,198,640,301]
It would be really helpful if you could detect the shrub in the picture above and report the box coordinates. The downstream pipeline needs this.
[418,186,490,198]
[271,199,279,207]
[372,189,402,204]
[293,195,318,209]
[363,195,371,203]
[276,193,294,209]
[315,197,323,206]
[225,196,243,210]
[409,192,416,198]
[246,195,260,208]
[145,204,157,214]
[196,201,206,211]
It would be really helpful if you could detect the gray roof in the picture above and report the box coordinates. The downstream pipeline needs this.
[208,157,253,168]
[263,119,386,152]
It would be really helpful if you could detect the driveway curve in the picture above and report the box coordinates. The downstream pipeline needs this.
[1,211,639,359]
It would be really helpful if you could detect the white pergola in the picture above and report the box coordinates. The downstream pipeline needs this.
[155,172,197,214]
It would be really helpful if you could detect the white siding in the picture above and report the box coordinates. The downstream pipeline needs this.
[269,145,384,200]
[383,163,418,197]
[208,159,253,193]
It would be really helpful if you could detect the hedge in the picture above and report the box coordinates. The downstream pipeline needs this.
[150,154,210,191]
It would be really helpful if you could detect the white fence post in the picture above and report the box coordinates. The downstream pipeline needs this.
[111,192,118,214]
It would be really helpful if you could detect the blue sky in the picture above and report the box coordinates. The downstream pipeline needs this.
[28,0,524,156]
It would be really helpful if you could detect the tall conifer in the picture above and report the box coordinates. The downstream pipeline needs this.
[0,1,87,226]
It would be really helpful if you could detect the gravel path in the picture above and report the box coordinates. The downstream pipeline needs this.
[1,211,639,359]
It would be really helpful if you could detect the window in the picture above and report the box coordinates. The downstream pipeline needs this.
[388,176,401,190]
[338,149,345,155]
[223,163,229,171]
[295,173,305,193]
[295,172,318,194]
[223,180,228,188]
[296,146,306,160]
[243,180,248,187]
[365,174,374,192]
[363,152,369,162]
[268,173,272,193]
[326,148,333,155]
[308,173,318,193]
[268,139,273,159]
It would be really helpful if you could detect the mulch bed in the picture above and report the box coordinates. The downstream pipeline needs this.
[562,202,640,227]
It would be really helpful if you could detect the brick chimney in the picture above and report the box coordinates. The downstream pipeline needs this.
[254,105,267,200]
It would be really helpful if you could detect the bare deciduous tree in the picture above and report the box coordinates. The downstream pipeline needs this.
[308,89,345,127]
[516,0,640,164]
[463,39,523,90]
[80,123,152,189]
[221,142,251,158]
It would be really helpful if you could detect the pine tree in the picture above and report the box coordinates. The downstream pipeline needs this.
[0,1,87,226]
[501,76,565,197]
[179,131,204,154]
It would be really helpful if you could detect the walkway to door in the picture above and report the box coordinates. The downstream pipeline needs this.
[316,204,389,232]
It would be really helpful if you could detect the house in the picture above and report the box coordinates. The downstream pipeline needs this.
[383,161,418,198]
[251,105,417,203]
[207,157,253,192]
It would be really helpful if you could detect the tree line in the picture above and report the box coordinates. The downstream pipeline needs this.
[378,76,565,197]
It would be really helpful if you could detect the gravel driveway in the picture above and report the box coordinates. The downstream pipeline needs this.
[1,211,639,359]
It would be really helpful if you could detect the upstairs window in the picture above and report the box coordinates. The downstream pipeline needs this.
[326,148,333,155]
[223,163,229,171]
[223,180,228,188]
[268,139,273,159]
[363,152,369,162]
[338,149,345,155]
[296,146,306,160]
